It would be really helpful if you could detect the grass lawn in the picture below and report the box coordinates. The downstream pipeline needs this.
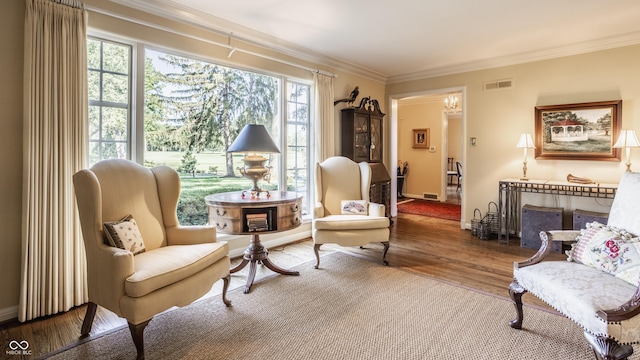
[144,150,246,174]
[146,151,279,225]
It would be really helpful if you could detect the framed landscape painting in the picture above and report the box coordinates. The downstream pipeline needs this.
[534,100,622,161]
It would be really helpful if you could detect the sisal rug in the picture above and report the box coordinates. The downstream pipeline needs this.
[43,252,618,360]
[397,199,461,221]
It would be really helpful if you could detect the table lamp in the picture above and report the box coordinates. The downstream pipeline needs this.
[613,129,640,172]
[516,133,535,181]
[227,124,280,197]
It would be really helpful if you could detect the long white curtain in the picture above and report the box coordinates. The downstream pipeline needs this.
[20,0,88,322]
[313,72,335,162]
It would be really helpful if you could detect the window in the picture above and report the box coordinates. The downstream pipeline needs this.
[87,37,131,165]
[286,82,311,214]
[87,39,312,224]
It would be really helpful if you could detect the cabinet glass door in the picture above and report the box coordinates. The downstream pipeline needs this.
[369,116,382,162]
[353,115,369,162]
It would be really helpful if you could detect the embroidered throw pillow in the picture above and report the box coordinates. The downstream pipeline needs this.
[566,221,640,285]
[614,239,640,285]
[340,200,368,215]
[567,222,622,267]
[104,215,146,255]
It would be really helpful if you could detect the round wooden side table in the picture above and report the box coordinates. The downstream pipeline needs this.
[205,191,302,293]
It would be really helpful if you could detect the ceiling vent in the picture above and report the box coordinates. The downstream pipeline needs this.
[483,79,513,91]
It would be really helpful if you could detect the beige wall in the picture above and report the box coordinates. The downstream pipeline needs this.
[388,44,640,225]
[0,0,386,318]
[0,0,25,320]
[398,102,443,198]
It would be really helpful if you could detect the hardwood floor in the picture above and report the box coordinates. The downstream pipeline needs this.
[0,212,563,358]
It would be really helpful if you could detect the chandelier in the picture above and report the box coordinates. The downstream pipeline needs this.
[444,95,459,112]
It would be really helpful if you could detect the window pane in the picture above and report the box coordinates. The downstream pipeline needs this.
[88,70,100,101]
[102,73,129,103]
[88,105,100,140]
[102,142,127,160]
[87,39,100,69]
[102,107,127,140]
[89,142,100,165]
[144,49,282,225]
[103,42,129,74]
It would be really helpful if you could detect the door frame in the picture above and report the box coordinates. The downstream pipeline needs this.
[388,86,467,228]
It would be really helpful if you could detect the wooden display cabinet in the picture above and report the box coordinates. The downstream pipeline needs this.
[340,102,384,163]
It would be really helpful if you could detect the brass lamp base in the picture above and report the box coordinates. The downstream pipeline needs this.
[238,154,272,198]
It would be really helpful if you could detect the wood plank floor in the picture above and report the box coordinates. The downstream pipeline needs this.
[0,212,564,358]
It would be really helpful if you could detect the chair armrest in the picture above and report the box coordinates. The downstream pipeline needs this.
[514,230,577,269]
[599,280,640,322]
[87,244,134,311]
[546,230,580,242]
[368,202,386,217]
[166,225,216,245]
[314,202,325,219]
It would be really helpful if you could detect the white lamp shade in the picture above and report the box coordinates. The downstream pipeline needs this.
[515,133,535,149]
[613,130,640,148]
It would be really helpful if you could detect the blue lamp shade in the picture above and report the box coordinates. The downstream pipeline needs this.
[227,124,280,153]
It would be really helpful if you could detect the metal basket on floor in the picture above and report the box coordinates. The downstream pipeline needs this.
[486,201,499,235]
[477,215,491,240]
[471,208,482,236]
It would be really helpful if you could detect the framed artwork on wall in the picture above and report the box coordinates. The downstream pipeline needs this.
[412,128,429,148]
[534,100,621,161]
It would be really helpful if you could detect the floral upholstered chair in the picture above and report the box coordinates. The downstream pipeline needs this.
[312,156,390,268]
[509,171,640,360]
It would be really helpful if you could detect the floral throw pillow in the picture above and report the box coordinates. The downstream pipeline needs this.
[567,221,640,285]
[340,200,368,215]
[104,215,146,255]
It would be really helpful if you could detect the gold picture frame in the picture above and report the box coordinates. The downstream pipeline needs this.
[534,100,621,161]
[412,128,429,148]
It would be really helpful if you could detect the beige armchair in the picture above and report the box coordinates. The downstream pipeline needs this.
[73,159,231,360]
[312,156,390,268]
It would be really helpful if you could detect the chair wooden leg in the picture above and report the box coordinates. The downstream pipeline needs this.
[80,302,98,338]
[314,244,322,269]
[508,281,526,329]
[381,241,390,266]
[584,332,634,360]
[222,274,232,307]
[128,320,151,360]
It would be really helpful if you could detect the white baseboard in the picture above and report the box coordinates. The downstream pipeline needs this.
[0,305,18,323]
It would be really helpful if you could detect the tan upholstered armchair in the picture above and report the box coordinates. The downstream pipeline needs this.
[312,156,390,268]
[73,159,231,360]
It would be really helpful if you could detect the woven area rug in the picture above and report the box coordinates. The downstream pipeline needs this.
[397,199,461,221]
[44,252,603,360]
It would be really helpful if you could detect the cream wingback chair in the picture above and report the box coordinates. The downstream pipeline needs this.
[73,159,231,360]
[312,156,390,268]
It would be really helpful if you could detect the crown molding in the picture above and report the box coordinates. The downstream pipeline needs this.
[104,0,640,85]
[387,31,640,84]
[105,0,388,83]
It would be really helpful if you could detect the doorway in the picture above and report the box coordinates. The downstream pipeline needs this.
[444,111,462,205]
[389,87,466,228]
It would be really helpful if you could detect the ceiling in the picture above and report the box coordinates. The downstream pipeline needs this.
[114,0,640,83]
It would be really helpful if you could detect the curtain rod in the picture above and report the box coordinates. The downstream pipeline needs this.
[85,5,337,78]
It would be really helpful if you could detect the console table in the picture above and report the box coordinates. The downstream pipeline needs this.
[205,191,302,293]
[497,178,617,245]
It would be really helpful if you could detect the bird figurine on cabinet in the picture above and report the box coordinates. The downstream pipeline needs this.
[333,86,359,106]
